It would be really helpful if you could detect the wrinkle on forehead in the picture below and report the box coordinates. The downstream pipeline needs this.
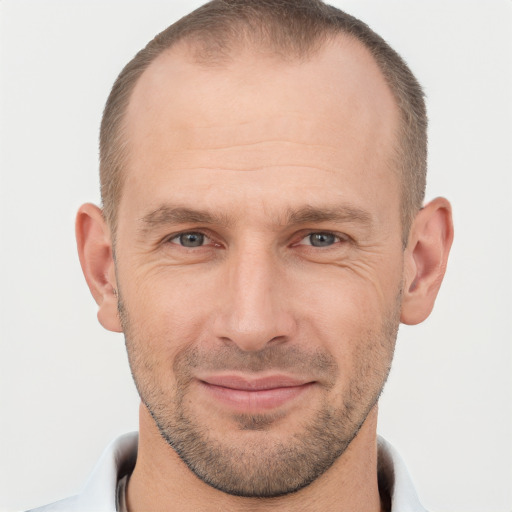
[130,143,353,176]
[124,35,400,175]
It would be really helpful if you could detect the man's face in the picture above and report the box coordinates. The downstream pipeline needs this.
[114,38,404,497]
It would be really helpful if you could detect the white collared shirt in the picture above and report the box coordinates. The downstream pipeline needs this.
[27,432,427,512]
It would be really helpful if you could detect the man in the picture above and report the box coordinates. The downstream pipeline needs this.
[30,0,453,510]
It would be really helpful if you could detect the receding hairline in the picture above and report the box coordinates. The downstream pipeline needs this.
[125,29,396,126]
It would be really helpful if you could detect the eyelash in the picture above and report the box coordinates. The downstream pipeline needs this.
[165,230,349,249]
[167,231,216,248]
[297,232,346,247]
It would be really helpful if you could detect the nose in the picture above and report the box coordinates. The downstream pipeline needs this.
[212,245,296,352]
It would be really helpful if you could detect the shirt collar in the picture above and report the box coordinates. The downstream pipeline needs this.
[378,436,427,512]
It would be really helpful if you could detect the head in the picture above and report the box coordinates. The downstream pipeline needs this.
[77,0,453,500]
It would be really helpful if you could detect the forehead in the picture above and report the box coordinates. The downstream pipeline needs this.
[127,36,398,159]
[120,36,400,221]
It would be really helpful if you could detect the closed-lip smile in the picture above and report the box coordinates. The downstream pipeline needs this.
[197,374,315,412]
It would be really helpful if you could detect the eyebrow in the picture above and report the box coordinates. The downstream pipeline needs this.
[139,206,233,235]
[138,203,373,234]
[285,205,372,227]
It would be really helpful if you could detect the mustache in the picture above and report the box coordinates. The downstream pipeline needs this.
[175,344,339,387]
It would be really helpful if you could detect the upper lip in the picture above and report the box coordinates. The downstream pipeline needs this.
[199,374,313,391]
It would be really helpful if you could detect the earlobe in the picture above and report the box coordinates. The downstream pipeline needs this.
[76,203,122,333]
[401,197,454,325]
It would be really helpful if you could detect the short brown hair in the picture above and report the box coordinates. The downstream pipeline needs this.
[100,0,426,239]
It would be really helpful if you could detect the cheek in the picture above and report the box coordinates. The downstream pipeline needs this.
[293,264,401,363]
[118,243,403,364]
[296,260,400,320]
[119,264,217,352]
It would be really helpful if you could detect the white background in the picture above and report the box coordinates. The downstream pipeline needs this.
[0,1,511,511]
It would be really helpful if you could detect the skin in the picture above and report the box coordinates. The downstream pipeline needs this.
[77,35,453,512]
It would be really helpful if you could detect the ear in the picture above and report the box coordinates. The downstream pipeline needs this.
[76,203,122,333]
[401,197,454,325]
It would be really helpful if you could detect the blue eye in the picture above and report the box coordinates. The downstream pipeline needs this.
[172,232,206,247]
[304,233,338,247]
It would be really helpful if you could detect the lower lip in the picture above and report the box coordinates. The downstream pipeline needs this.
[199,381,313,412]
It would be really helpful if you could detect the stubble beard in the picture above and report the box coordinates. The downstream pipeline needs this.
[119,294,400,498]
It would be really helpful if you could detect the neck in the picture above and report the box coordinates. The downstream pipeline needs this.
[126,403,383,512]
